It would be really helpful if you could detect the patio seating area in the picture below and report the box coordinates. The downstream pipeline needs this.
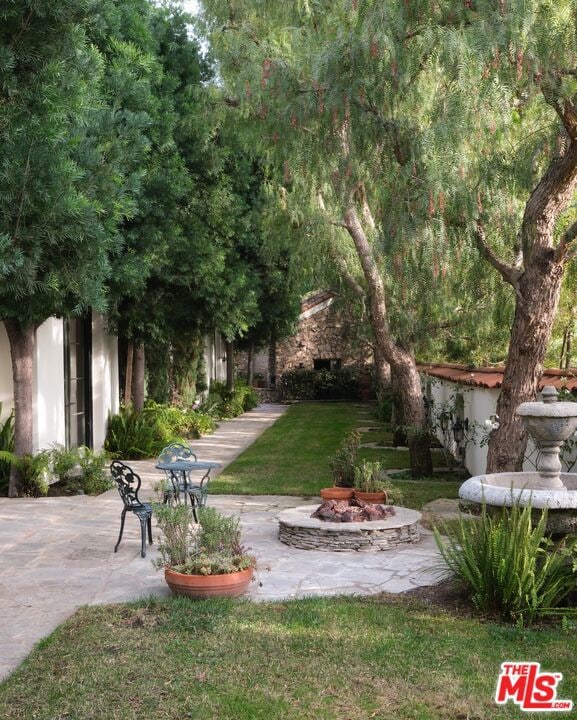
[0,404,440,682]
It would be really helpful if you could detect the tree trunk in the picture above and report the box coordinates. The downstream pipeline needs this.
[487,258,564,472]
[172,334,203,406]
[343,206,432,477]
[372,337,391,400]
[247,342,255,386]
[390,366,407,447]
[226,341,235,392]
[4,319,36,497]
[133,343,145,411]
[484,116,577,471]
[124,340,134,406]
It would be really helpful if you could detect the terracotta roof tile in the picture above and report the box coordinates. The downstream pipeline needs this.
[418,363,577,392]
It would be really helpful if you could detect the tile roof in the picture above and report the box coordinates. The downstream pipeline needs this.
[418,363,577,391]
[300,290,336,313]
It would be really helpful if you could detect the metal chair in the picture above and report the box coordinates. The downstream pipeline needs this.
[110,461,153,558]
[157,442,212,519]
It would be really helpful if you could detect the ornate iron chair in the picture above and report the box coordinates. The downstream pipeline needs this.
[157,442,212,519]
[110,461,153,558]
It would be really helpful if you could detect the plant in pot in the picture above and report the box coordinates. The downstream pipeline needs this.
[321,430,361,500]
[353,461,400,504]
[153,502,256,599]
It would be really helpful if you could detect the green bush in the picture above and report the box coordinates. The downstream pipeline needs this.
[434,503,577,625]
[105,406,170,459]
[105,403,217,460]
[143,402,216,439]
[78,450,111,494]
[278,368,360,401]
[202,380,259,419]
[0,407,15,495]
[48,444,112,495]
[329,430,361,488]
[0,449,50,497]
[375,392,393,422]
[153,504,255,575]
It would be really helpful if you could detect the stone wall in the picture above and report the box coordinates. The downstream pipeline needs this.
[275,300,371,376]
[236,297,373,385]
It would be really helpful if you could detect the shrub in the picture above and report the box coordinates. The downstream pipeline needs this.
[0,407,15,495]
[144,402,216,439]
[375,392,393,422]
[78,449,112,495]
[278,367,360,401]
[153,504,255,575]
[105,402,218,460]
[105,406,170,459]
[329,430,361,488]
[434,503,577,625]
[48,444,112,495]
[0,450,50,497]
[201,380,259,419]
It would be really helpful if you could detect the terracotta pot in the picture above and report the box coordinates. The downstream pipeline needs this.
[164,566,254,599]
[320,487,355,501]
[353,490,387,504]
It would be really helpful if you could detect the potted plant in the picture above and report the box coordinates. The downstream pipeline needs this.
[353,460,391,504]
[320,430,361,500]
[153,503,255,598]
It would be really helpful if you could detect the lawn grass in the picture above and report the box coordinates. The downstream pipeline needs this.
[1,595,575,720]
[210,402,462,508]
[211,402,362,496]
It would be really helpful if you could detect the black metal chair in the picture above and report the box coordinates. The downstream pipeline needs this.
[110,461,153,558]
[158,441,198,504]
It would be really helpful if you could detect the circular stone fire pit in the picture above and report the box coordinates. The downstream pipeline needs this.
[278,505,422,552]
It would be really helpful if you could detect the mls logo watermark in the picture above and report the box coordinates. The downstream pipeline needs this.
[496,662,572,712]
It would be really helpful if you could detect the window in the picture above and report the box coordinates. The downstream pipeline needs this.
[64,317,93,448]
[314,358,342,370]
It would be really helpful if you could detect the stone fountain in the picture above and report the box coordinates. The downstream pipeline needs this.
[459,386,577,534]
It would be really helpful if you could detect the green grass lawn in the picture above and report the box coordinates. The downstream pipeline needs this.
[211,402,461,508]
[1,595,575,720]
[211,402,362,496]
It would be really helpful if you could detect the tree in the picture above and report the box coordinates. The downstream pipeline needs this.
[453,1,577,471]
[200,0,499,475]
[0,1,149,494]
[107,4,284,406]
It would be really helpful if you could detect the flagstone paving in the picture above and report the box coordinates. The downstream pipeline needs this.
[0,403,443,682]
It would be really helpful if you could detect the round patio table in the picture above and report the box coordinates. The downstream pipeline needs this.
[156,459,220,521]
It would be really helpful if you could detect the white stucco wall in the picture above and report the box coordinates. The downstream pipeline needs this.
[0,315,119,453]
[203,331,227,391]
[0,324,12,422]
[423,375,573,477]
[34,317,66,451]
[91,313,119,450]
[426,376,500,477]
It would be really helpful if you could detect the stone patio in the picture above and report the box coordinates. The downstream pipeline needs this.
[0,403,443,682]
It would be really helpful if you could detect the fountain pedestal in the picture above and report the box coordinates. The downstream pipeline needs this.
[459,386,577,534]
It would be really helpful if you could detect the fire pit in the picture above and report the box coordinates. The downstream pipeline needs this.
[311,498,395,523]
[278,502,421,552]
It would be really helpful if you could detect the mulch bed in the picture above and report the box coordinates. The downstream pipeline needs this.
[377,578,480,619]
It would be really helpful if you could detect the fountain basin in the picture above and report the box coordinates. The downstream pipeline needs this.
[459,472,577,533]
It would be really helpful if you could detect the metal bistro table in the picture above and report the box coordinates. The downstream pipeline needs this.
[155,458,220,521]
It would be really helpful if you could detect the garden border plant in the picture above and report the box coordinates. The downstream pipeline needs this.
[434,501,577,626]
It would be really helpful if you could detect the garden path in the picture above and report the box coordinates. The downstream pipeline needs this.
[0,403,442,682]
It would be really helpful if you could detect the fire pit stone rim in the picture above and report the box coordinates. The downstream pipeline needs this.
[277,505,422,532]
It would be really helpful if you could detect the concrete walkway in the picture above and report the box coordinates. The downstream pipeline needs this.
[0,403,442,682]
